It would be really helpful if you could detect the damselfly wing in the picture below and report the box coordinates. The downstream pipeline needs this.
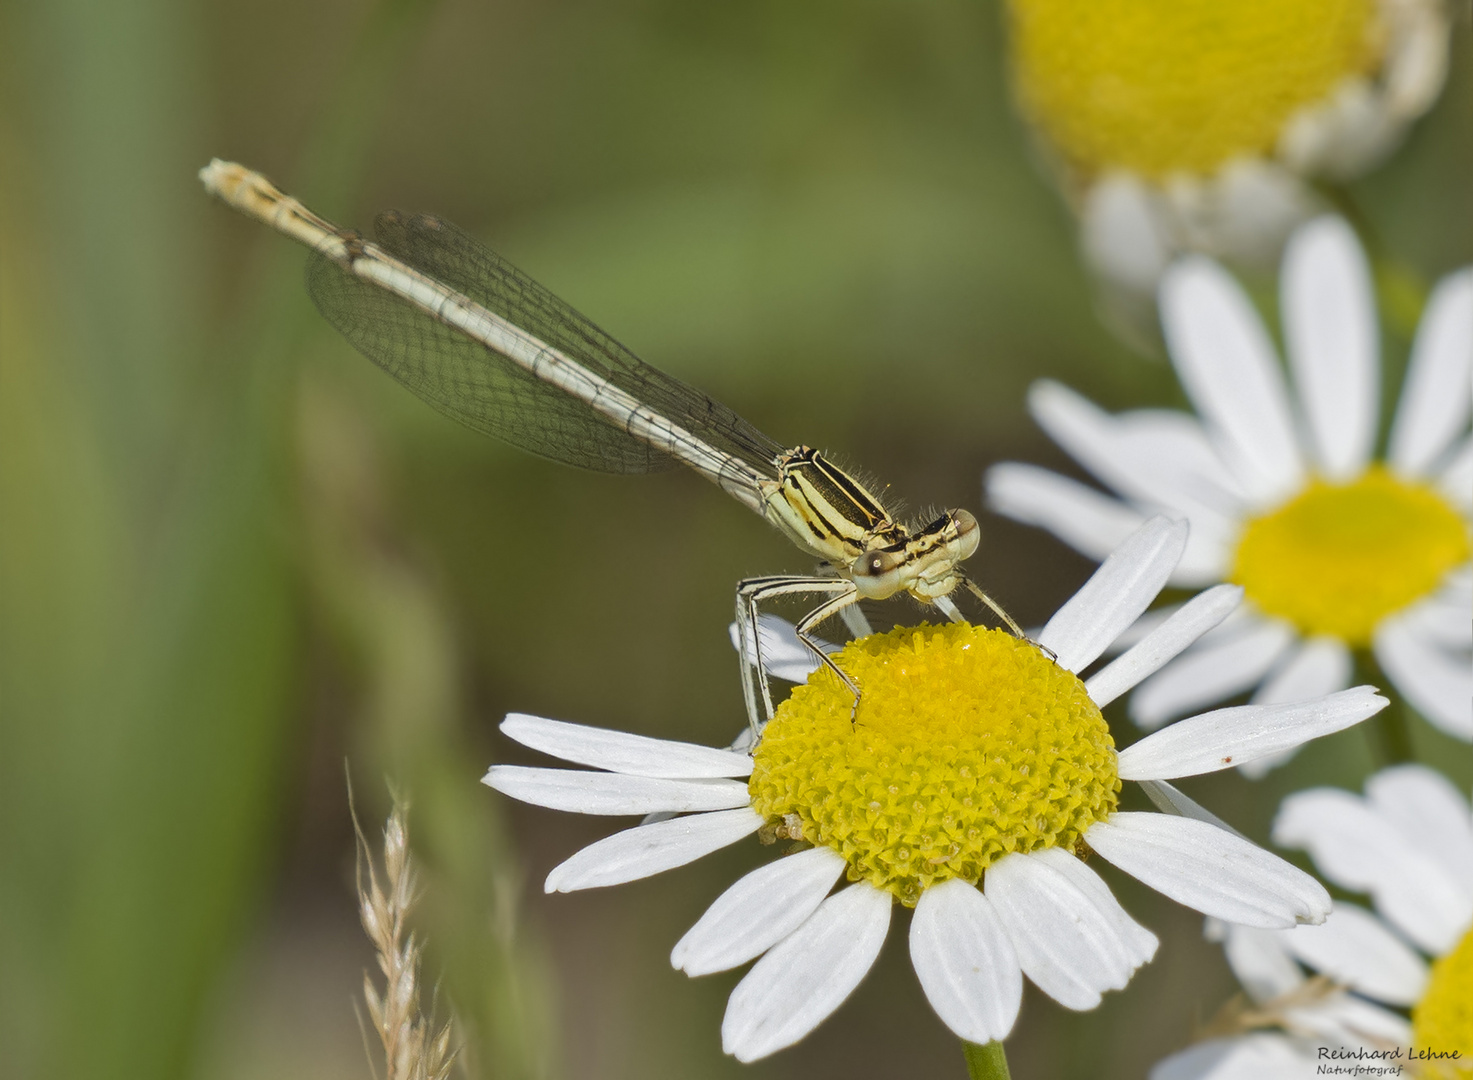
[199,160,1023,734]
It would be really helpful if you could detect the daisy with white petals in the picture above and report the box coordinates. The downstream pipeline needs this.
[1153,765,1473,1079]
[485,517,1387,1062]
[989,218,1472,758]
[1004,0,1451,310]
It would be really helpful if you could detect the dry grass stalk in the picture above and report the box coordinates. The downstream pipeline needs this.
[356,799,457,1080]
[1195,975,1403,1053]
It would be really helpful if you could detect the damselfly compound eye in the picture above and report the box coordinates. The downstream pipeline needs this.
[855,550,902,579]
[949,509,980,557]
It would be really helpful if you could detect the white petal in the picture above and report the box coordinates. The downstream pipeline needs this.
[728,614,834,683]
[1401,583,1473,650]
[1436,435,1473,512]
[482,766,751,816]
[1129,618,1296,730]
[1151,1034,1319,1080]
[909,880,1023,1043]
[1117,686,1387,781]
[1086,813,1330,928]
[1381,2,1448,111]
[1277,903,1427,1006]
[499,713,753,779]
[1271,789,1406,891]
[1113,599,1254,653]
[1039,517,1188,673]
[1357,865,1473,955]
[721,882,892,1062]
[545,808,764,893]
[1374,619,1473,740]
[1029,381,1243,538]
[1383,3,1451,115]
[1138,780,1247,839]
[1206,158,1316,264]
[1252,637,1353,705]
[1389,268,1473,477]
[1215,923,1304,1003]
[1443,565,1473,596]
[1083,402,1246,506]
[1273,791,1472,953]
[1281,77,1399,178]
[1284,993,1412,1051]
[985,463,1147,562]
[1365,764,1473,895]
[1235,638,1354,778]
[1169,532,1234,589]
[1160,258,1305,506]
[1086,585,1244,706]
[985,848,1158,1010]
[1081,172,1173,295]
[672,846,847,976]
[1282,217,1379,480]
[1111,601,1185,651]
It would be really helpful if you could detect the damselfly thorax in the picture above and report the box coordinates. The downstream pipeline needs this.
[199,160,1023,736]
[764,446,978,598]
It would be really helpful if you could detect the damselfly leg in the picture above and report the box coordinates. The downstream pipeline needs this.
[735,576,859,735]
[735,572,1026,736]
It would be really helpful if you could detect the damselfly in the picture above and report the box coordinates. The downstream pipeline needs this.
[199,159,1023,734]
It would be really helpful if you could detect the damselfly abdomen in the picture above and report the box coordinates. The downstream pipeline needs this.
[199,160,1023,734]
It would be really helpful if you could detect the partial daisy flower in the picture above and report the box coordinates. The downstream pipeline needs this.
[484,518,1386,1062]
[1002,0,1452,314]
[987,218,1472,762]
[1152,764,1473,1079]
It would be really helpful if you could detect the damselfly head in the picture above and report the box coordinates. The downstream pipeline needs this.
[849,508,979,601]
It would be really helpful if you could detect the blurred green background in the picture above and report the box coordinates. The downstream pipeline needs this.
[2,2,1470,1078]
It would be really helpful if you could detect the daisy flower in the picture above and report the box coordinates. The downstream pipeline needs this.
[987,217,1472,760]
[484,517,1387,1063]
[1002,0,1451,310]
[1152,765,1473,1079]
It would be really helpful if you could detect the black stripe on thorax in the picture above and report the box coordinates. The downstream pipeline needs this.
[786,448,892,531]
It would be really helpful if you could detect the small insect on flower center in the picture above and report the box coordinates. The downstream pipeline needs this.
[749,624,1120,906]
[1411,926,1473,1079]
[1006,0,1383,178]
[1231,467,1470,645]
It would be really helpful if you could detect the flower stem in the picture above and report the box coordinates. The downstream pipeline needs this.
[963,1041,1012,1080]
[1372,698,1415,766]
[1357,651,1413,766]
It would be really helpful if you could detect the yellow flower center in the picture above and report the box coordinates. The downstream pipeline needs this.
[749,624,1120,906]
[1412,926,1473,1079]
[1005,0,1384,179]
[1231,467,1470,645]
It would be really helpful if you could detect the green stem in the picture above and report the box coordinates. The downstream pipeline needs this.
[1372,697,1415,766]
[1358,651,1413,766]
[963,1040,1012,1080]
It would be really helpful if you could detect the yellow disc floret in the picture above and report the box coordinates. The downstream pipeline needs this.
[1411,926,1473,1080]
[1006,0,1384,179]
[749,624,1119,905]
[1231,467,1470,645]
